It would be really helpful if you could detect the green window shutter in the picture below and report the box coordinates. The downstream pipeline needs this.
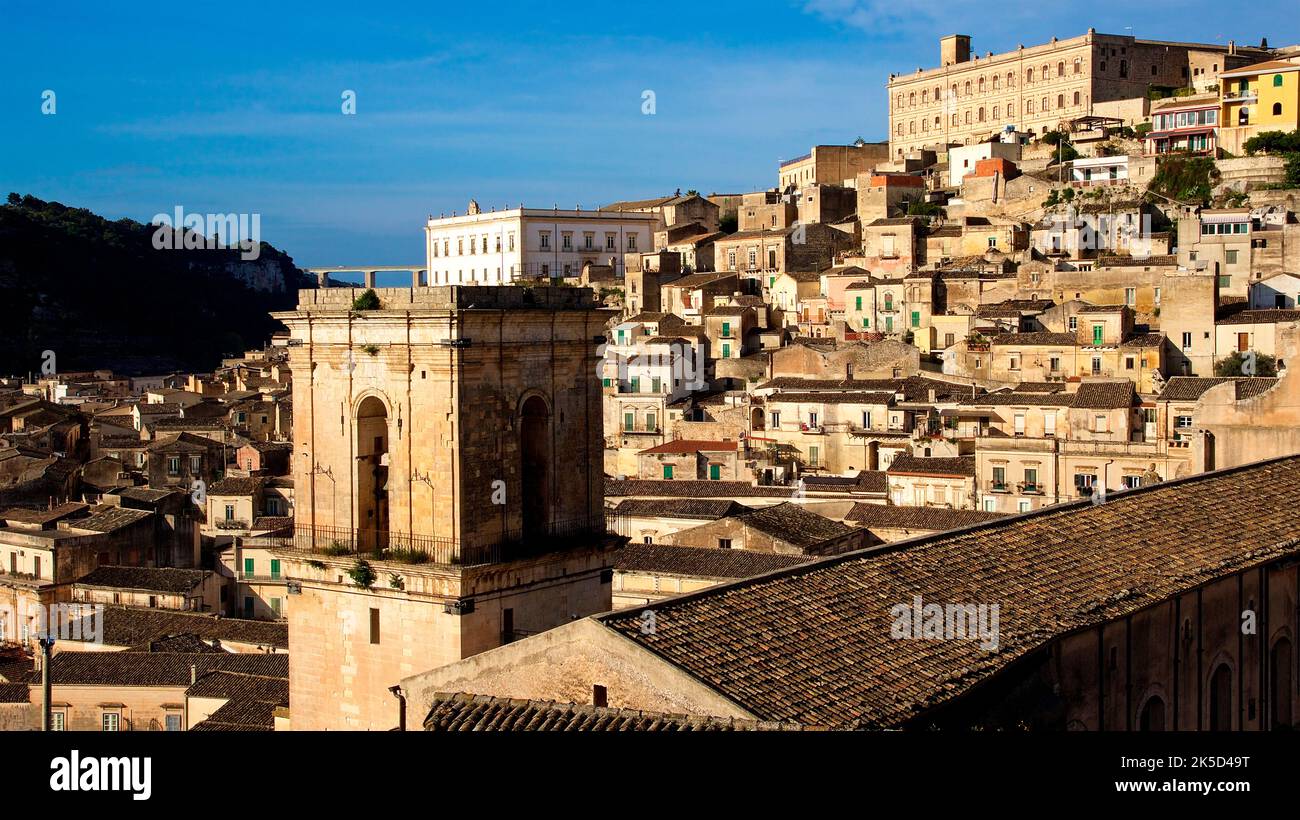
[602,378,611,387]
[709,464,721,480]
[886,317,893,332]
[663,465,674,479]
[624,412,634,431]
[243,558,254,575]
[617,330,625,343]
[911,311,920,327]
[1092,324,1103,345]
[270,559,281,579]
[646,413,657,431]
[862,318,869,328]
[630,377,640,392]
[652,377,661,393]
[721,321,730,337]
[855,296,862,310]
[722,343,730,358]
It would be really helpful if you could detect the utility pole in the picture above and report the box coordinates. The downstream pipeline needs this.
[39,634,55,731]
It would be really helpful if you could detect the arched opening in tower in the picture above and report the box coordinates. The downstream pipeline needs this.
[356,396,389,550]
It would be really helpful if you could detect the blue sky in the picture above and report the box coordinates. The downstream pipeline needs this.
[3,1,1297,272]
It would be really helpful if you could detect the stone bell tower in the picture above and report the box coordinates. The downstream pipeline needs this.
[264,285,619,730]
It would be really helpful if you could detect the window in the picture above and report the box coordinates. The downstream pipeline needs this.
[1181,331,1193,351]
[992,467,1006,490]
[369,607,380,645]
[770,411,780,428]
[1092,324,1104,345]
[718,538,732,550]
[270,559,281,580]
[102,713,120,732]
[606,234,617,250]
[1044,413,1056,437]
[539,232,550,249]
[1125,356,1135,370]
[808,446,819,467]
[662,465,674,479]
[1013,413,1025,435]
[1175,415,1193,429]
[628,234,638,251]
[1068,316,1077,332]
[1226,249,1238,265]
[225,504,236,521]
[561,233,572,250]
[168,456,180,475]
[51,711,65,731]
[244,557,255,576]
[165,713,182,732]
[190,455,201,473]
[1125,287,1136,306]
[1024,468,1038,491]
[1275,74,1285,87]
[1049,356,1060,372]
[1018,500,1031,513]
[709,464,721,481]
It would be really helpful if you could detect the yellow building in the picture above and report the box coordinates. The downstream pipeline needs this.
[1218,60,1300,155]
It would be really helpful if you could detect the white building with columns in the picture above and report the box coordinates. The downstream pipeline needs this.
[424,201,658,285]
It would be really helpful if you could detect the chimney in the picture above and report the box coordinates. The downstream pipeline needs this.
[940,34,971,67]
[190,664,197,685]
[1228,40,1236,56]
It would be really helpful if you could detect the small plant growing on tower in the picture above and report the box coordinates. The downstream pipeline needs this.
[360,344,380,356]
[347,559,376,589]
[388,573,405,591]
[352,288,381,311]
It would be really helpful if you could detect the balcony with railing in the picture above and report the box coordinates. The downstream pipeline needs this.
[250,513,624,568]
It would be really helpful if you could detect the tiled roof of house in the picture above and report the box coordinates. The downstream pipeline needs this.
[756,376,975,402]
[959,391,1075,407]
[615,543,812,579]
[186,670,289,702]
[74,566,209,594]
[1096,254,1178,268]
[1159,376,1279,402]
[69,506,153,533]
[46,651,287,687]
[612,498,751,520]
[886,455,976,478]
[86,606,289,649]
[208,477,267,496]
[801,470,888,495]
[0,683,29,703]
[638,439,738,455]
[731,502,857,549]
[422,693,804,732]
[190,698,281,732]
[1071,381,1135,409]
[598,455,1300,727]
[765,391,897,405]
[846,503,1006,531]
[1217,309,1300,326]
[990,331,1078,346]
[606,479,796,499]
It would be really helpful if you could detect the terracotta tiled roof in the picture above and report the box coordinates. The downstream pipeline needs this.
[615,543,812,579]
[846,503,1005,531]
[731,502,857,549]
[598,455,1300,727]
[47,651,287,687]
[1217,309,1300,326]
[886,455,975,478]
[802,470,888,495]
[606,479,795,499]
[70,506,153,533]
[638,439,738,455]
[991,331,1078,346]
[1159,376,1278,402]
[74,566,209,594]
[422,693,805,732]
[208,477,267,496]
[612,499,751,519]
[1071,381,1135,410]
[84,606,289,649]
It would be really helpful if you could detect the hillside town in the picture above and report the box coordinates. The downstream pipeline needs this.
[5,27,1300,735]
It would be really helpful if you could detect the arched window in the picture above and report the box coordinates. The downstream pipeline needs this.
[1057,94,1065,109]
[992,75,1000,90]
[1271,638,1293,727]
[951,113,958,126]
[1074,91,1081,106]
[951,84,958,100]
[964,81,971,96]
[1026,68,1034,83]
[1027,100,1035,114]
[978,77,985,93]
[908,120,915,134]
[964,110,972,124]
[993,105,1000,119]
[521,395,552,533]
[1007,72,1015,88]
[934,85,941,100]
[1074,57,1082,74]
[934,116,941,128]
[1057,61,1065,77]
[1275,74,1285,87]
[909,92,916,107]
[1119,59,1128,78]
[1274,102,1283,116]
[1209,663,1233,730]
[978,107,986,122]
[1042,96,1049,112]
[1139,696,1166,731]
[1041,63,1049,79]
[922,119,928,132]
[1007,102,1014,116]
[922,89,929,103]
